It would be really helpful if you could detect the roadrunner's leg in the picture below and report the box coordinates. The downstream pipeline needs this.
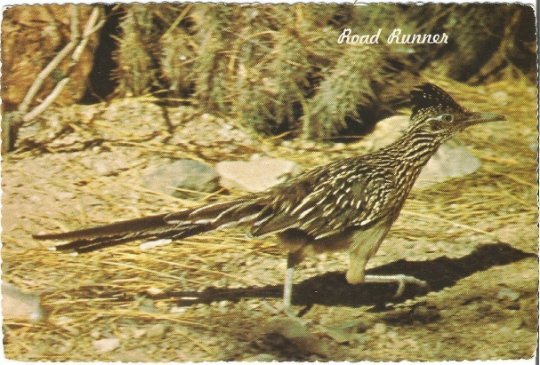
[347,231,428,298]
[364,274,428,297]
[283,251,303,309]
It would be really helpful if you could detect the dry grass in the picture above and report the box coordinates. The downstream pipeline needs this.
[2,76,537,360]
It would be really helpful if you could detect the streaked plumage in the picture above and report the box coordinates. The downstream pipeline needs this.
[34,83,505,310]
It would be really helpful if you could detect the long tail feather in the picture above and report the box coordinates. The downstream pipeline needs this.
[34,198,267,254]
[50,223,211,254]
[33,213,173,241]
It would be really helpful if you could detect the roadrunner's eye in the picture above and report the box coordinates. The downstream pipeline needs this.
[441,114,454,123]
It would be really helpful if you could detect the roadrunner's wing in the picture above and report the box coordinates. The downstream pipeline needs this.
[251,158,397,239]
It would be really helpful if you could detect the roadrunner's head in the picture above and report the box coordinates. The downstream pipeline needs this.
[409,83,505,142]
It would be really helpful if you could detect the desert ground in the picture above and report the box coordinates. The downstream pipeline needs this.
[2,79,537,361]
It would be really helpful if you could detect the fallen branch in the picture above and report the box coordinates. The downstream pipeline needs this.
[22,6,103,123]
[18,5,80,115]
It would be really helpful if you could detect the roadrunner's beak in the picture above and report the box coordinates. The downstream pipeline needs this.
[464,112,506,127]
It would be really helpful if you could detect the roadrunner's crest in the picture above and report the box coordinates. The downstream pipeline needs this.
[410,83,468,121]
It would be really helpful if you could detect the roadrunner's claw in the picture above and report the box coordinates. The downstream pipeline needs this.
[364,274,428,298]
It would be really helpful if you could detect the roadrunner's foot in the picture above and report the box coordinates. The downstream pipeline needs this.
[364,274,428,297]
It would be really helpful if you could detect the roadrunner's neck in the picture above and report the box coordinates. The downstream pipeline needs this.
[370,124,448,205]
[386,124,447,166]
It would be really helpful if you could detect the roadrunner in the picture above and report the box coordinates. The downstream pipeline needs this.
[34,83,505,309]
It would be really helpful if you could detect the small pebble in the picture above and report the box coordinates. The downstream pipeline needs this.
[132,328,147,339]
[146,287,164,296]
[90,329,101,339]
[146,324,168,338]
[218,300,229,308]
[170,306,187,314]
[92,338,120,353]
[56,341,74,354]
[55,191,75,200]
[491,91,509,106]
[372,323,387,335]
[497,287,521,301]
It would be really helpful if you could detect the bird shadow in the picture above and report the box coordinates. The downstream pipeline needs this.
[146,243,535,309]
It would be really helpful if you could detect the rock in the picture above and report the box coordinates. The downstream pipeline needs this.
[265,317,310,340]
[54,191,75,201]
[491,91,510,106]
[170,306,187,314]
[415,144,481,189]
[132,328,147,339]
[216,156,301,193]
[90,328,101,339]
[142,159,219,197]
[263,317,324,355]
[2,283,44,321]
[497,287,521,301]
[321,326,354,344]
[80,155,129,176]
[372,323,387,335]
[92,338,120,353]
[145,287,164,296]
[55,341,74,355]
[365,115,409,150]
[499,325,515,337]
[146,323,168,338]
[319,319,372,344]
[528,137,537,152]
